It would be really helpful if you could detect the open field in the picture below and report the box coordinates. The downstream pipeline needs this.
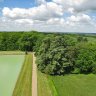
[38,72,96,96]
[0,55,25,96]
[51,74,96,96]
[87,37,96,43]
[13,53,32,96]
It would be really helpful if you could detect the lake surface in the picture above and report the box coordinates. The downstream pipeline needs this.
[0,55,25,96]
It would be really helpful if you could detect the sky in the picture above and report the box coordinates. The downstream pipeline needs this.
[0,0,96,32]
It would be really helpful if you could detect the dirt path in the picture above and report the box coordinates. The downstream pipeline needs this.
[32,53,37,96]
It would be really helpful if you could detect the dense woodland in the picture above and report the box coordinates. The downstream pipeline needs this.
[0,31,96,75]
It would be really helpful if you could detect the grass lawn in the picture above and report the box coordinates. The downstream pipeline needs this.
[0,55,25,96]
[51,74,96,96]
[12,53,32,96]
[38,73,96,96]
[37,71,58,96]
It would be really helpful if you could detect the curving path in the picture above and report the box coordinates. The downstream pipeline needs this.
[32,53,37,96]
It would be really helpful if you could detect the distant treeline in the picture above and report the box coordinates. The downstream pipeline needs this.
[0,31,46,51]
[0,31,96,75]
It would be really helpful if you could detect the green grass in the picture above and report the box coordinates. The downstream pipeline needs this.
[38,71,96,96]
[12,53,32,96]
[0,55,25,96]
[0,51,25,55]
[38,71,58,96]
[87,37,96,43]
[50,74,96,96]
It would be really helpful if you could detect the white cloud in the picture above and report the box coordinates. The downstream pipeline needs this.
[15,19,33,25]
[0,0,96,32]
[68,7,74,13]
[46,18,65,25]
[53,0,96,13]
[67,14,91,23]
[2,2,63,21]
[65,14,94,27]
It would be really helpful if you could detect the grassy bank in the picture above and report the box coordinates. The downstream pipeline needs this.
[37,71,58,96]
[51,74,96,96]
[12,53,32,96]
[0,51,25,55]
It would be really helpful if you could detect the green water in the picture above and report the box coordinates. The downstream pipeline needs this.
[0,55,25,96]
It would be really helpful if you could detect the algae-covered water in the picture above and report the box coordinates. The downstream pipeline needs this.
[0,55,25,96]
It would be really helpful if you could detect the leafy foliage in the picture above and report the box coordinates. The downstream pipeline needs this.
[0,32,45,51]
[0,32,96,75]
[36,36,76,75]
[74,43,96,73]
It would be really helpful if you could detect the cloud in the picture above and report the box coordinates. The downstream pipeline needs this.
[0,0,96,32]
[2,2,63,21]
[53,0,96,13]
[35,0,46,5]
[0,13,95,32]
[15,19,33,25]
[74,0,96,12]
[0,17,34,31]
[46,18,65,25]
[67,14,91,24]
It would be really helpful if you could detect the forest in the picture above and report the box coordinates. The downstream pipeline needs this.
[0,31,96,75]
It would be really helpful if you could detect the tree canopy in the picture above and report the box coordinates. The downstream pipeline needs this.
[0,32,96,75]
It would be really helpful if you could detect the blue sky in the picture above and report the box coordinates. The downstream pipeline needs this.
[0,0,36,16]
[0,0,52,8]
[0,0,36,8]
[0,0,96,32]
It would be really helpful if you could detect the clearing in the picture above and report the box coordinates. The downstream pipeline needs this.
[38,72,96,96]
[51,74,96,96]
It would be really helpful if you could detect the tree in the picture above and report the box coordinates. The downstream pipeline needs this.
[74,43,96,73]
[36,35,76,75]
[77,36,88,42]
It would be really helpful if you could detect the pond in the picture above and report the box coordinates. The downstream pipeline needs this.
[0,55,25,96]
